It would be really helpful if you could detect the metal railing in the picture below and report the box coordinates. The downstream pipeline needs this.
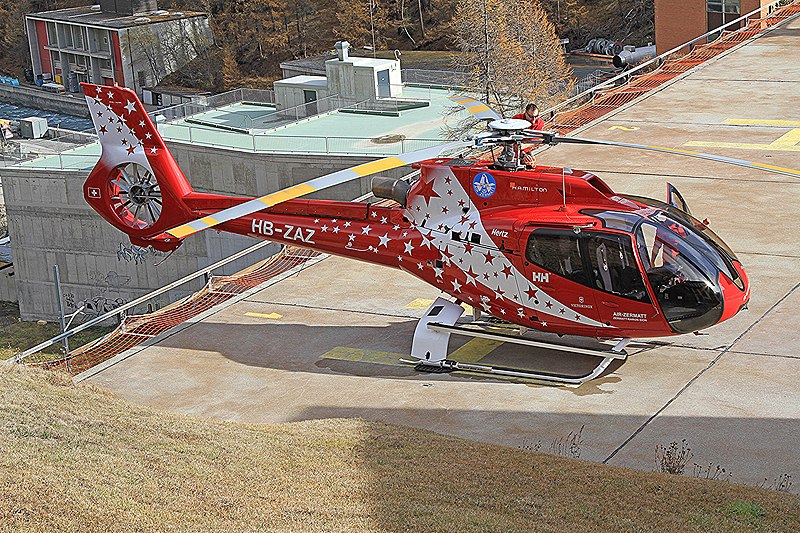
[542,0,796,118]
[5,240,277,365]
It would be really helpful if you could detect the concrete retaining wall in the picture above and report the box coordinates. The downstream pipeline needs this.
[0,141,413,321]
[0,267,17,302]
[0,84,90,118]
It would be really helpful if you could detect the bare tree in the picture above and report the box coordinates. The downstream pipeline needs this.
[451,0,574,120]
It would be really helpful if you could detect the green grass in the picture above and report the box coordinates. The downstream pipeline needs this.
[1,364,799,531]
[0,301,115,363]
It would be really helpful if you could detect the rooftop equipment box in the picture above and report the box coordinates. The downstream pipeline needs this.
[100,0,158,15]
[19,117,48,139]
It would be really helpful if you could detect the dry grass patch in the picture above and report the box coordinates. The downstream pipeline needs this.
[0,301,114,363]
[1,365,798,531]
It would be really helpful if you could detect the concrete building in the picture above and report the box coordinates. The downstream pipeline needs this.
[274,42,403,110]
[655,0,768,53]
[25,1,212,96]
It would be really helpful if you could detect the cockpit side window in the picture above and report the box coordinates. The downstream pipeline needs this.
[525,230,588,286]
[585,232,651,302]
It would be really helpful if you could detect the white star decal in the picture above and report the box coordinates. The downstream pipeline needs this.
[149,147,158,154]
[321,225,329,232]
[451,279,462,292]
[139,120,146,127]
[378,234,390,247]
[343,221,350,227]
[404,241,414,254]
[145,132,152,139]
[362,225,372,235]
[124,101,136,114]
[333,226,340,234]
[393,225,400,231]
[433,266,444,278]
[314,219,320,224]
[348,235,356,242]
[371,211,377,217]
[417,262,424,270]
[381,216,388,224]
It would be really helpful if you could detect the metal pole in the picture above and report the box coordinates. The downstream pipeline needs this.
[53,265,69,354]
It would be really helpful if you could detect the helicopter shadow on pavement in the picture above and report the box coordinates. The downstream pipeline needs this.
[150,316,656,393]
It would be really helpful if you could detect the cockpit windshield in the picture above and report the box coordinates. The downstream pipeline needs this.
[636,221,724,333]
[585,204,745,333]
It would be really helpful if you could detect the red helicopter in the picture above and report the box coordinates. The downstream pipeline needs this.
[79,83,800,383]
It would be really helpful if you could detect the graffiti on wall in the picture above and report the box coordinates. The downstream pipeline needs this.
[64,270,132,319]
[116,242,166,265]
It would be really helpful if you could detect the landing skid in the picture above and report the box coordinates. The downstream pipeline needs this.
[405,298,629,385]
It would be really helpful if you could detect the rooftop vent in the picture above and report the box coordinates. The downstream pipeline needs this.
[100,0,159,16]
[134,17,151,23]
[334,41,350,61]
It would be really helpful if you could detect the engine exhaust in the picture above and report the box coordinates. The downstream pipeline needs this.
[372,177,411,207]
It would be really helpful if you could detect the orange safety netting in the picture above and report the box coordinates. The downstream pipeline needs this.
[36,246,321,375]
[548,2,800,135]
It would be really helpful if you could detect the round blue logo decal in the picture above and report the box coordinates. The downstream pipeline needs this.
[473,172,497,198]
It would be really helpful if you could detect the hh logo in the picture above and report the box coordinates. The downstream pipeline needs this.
[531,272,550,283]
[87,187,101,199]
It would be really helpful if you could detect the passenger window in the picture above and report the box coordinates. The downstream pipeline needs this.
[586,232,650,302]
[525,230,588,286]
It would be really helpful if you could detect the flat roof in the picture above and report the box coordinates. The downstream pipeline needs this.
[27,6,207,30]
[274,76,328,88]
[17,85,471,170]
[326,56,397,68]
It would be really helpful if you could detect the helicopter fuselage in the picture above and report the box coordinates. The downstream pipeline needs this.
[182,158,750,339]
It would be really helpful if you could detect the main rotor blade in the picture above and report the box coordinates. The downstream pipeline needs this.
[547,135,800,179]
[449,95,501,121]
[166,140,472,239]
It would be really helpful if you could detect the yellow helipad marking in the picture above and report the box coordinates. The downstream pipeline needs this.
[404,299,474,314]
[608,126,640,131]
[448,338,503,364]
[244,312,283,319]
[321,347,405,365]
[724,118,800,127]
[405,298,435,309]
[686,119,800,152]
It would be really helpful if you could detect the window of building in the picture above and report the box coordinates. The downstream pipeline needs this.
[46,22,57,46]
[707,0,740,13]
[72,26,85,50]
[707,0,741,35]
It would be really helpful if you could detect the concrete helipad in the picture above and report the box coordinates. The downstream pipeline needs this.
[88,18,800,492]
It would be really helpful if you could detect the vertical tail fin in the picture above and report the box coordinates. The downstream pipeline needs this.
[81,83,194,251]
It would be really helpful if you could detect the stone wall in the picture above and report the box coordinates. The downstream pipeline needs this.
[0,84,90,118]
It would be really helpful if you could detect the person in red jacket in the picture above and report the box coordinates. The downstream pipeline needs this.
[512,103,545,130]
[512,103,544,166]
